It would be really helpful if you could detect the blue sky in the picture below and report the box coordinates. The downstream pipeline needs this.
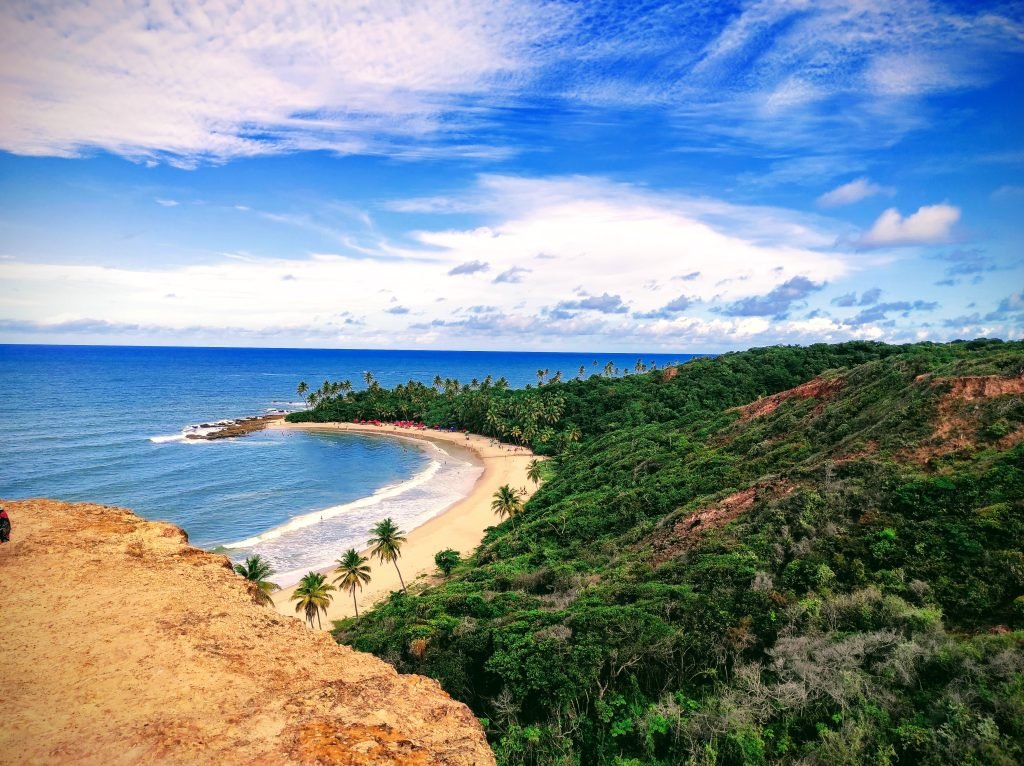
[0,0,1022,352]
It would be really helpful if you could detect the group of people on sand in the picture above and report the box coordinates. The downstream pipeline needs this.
[0,506,10,544]
[487,439,527,453]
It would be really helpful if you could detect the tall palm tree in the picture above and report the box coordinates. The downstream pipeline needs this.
[526,459,543,487]
[233,554,280,607]
[363,370,375,388]
[296,381,309,408]
[491,484,524,523]
[291,572,335,629]
[333,549,372,618]
[368,518,408,592]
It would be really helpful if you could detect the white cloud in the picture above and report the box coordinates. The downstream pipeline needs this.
[155,198,179,207]
[817,177,894,207]
[0,174,857,348]
[674,0,1024,153]
[859,204,961,247]
[1,1,1020,165]
[0,0,570,162]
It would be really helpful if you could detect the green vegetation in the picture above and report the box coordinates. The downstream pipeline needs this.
[232,553,280,607]
[291,571,335,629]
[333,548,372,617]
[528,459,544,486]
[368,517,409,592]
[435,548,462,577]
[299,339,1024,765]
[492,484,526,523]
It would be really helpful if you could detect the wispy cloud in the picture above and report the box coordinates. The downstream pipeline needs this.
[2,1,1020,167]
[494,266,530,284]
[0,0,571,163]
[818,178,894,207]
[553,292,629,315]
[449,260,490,276]
[716,277,825,319]
[849,300,939,326]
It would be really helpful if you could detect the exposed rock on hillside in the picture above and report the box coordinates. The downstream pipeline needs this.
[0,499,494,766]
[737,375,844,421]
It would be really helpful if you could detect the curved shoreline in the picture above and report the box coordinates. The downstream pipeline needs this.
[268,421,540,628]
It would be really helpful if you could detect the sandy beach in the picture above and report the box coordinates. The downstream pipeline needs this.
[269,421,539,628]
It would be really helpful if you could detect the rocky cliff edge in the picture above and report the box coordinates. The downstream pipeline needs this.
[0,499,495,766]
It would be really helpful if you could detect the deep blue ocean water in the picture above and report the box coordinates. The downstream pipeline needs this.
[0,345,692,583]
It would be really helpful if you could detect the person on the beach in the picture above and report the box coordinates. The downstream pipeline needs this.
[0,507,10,543]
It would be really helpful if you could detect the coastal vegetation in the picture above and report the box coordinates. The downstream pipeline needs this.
[492,484,526,523]
[291,571,335,629]
[368,517,409,593]
[334,548,372,618]
[301,339,1024,765]
[527,459,543,486]
[232,553,279,606]
[435,548,461,577]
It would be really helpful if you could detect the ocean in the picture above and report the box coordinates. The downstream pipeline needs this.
[0,345,692,584]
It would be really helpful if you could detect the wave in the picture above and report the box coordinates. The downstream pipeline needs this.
[222,456,444,549]
[148,433,188,444]
[148,420,233,443]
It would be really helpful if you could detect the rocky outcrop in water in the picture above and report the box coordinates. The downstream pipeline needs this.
[187,413,285,439]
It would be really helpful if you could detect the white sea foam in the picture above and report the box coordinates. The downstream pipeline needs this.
[148,419,241,443]
[149,433,188,444]
[266,455,481,587]
[223,456,444,549]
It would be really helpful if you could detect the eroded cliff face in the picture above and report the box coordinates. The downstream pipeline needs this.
[0,499,494,766]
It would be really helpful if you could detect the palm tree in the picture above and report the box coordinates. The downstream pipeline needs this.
[291,572,335,629]
[526,459,543,487]
[432,375,443,391]
[233,554,280,606]
[363,370,375,388]
[333,548,372,618]
[368,518,408,592]
[491,484,524,523]
[296,381,309,408]
[578,365,586,380]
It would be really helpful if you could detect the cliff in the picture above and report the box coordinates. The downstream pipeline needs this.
[0,498,495,766]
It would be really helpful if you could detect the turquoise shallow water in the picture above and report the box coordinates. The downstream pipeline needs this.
[0,344,691,581]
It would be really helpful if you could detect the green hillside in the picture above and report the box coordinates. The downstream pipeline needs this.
[295,339,1024,765]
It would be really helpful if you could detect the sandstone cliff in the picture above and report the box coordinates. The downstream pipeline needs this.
[0,499,495,766]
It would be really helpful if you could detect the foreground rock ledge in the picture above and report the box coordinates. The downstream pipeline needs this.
[0,499,494,766]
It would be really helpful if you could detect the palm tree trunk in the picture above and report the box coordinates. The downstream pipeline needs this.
[394,560,407,592]
[352,590,359,618]
[317,608,322,630]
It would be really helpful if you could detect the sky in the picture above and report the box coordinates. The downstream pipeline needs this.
[0,0,1022,353]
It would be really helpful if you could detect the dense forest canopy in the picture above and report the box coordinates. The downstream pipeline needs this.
[288,339,1024,766]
